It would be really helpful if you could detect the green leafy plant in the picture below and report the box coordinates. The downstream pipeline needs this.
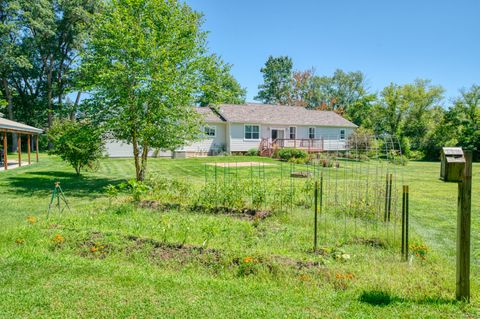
[277,148,308,161]
[246,148,259,156]
[48,120,105,175]
[119,179,150,202]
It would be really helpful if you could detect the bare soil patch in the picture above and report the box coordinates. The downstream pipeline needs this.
[137,200,272,220]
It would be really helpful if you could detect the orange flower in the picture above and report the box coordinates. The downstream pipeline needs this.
[336,272,354,280]
[52,234,65,244]
[90,246,98,253]
[243,256,254,263]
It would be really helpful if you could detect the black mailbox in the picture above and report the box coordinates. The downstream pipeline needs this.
[440,147,465,182]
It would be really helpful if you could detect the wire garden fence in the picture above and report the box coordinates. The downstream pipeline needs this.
[197,134,407,248]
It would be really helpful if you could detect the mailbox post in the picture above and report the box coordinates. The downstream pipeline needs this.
[440,147,472,302]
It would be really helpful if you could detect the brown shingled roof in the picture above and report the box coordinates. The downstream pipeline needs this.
[218,103,357,127]
[195,106,226,123]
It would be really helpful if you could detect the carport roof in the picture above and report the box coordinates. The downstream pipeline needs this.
[0,117,43,134]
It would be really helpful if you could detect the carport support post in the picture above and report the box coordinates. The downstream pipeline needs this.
[17,133,21,166]
[35,134,39,162]
[3,130,7,170]
[456,150,472,302]
[27,134,31,165]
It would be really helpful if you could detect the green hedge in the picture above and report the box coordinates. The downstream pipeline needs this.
[277,148,308,161]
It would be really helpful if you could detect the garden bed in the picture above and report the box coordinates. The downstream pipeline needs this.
[138,200,271,220]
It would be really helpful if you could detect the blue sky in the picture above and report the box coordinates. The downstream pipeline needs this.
[186,0,480,104]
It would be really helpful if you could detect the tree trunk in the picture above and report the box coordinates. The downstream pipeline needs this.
[47,56,54,150]
[2,77,16,151]
[132,132,142,181]
[138,143,149,181]
[2,78,13,120]
[47,62,53,128]
[70,92,81,120]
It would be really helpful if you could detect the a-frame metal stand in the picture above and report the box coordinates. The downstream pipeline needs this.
[47,182,70,218]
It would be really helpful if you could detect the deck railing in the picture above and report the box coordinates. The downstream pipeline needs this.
[273,138,324,152]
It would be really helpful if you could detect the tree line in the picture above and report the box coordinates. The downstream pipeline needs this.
[1,1,477,181]
[255,56,480,160]
[0,0,246,129]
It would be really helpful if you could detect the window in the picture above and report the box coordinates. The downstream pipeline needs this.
[309,127,315,139]
[340,129,346,140]
[244,125,260,140]
[289,127,296,139]
[204,125,216,137]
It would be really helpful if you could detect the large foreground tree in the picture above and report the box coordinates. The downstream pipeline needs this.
[84,0,218,181]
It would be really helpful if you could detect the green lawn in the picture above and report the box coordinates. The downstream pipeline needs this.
[0,155,479,318]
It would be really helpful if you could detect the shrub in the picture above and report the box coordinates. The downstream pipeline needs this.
[246,148,259,156]
[48,120,105,175]
[287,157,307,164]
[118,179,150,201]
[278,148,308,161]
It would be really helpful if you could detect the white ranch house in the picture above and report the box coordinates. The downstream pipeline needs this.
[105,103,357,158]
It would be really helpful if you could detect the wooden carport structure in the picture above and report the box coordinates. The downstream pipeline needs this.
[0,117,43,170]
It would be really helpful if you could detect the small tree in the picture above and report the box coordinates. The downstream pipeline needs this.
[83,0,220,181]
[48,120,105,175]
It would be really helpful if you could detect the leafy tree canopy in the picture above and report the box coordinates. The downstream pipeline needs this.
[48,119,105,175]
[197,55,246,106]
[255,55,293,105]
[83,0,224,181]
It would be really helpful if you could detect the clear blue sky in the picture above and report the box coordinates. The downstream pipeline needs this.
[186,0,480,104]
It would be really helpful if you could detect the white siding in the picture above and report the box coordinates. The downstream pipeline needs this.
[105,123,355,157]
[229,123,263,152]
[105,140,172,158]
[179,123,227,154]
[228,124,354,152]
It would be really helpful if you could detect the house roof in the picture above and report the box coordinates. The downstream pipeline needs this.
[197,103,357,128]
[0,117,44,134]
[196,106,226,123]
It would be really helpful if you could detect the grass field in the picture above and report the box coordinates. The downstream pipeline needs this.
[0,155,479,318]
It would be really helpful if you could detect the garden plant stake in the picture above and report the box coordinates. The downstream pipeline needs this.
[47,181,70,218]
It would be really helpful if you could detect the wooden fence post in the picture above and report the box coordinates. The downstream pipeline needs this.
[456,150,472,301]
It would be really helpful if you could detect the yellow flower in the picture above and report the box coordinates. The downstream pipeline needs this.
[26,216,37,224]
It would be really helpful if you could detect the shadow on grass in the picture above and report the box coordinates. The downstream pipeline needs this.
[359,290,459,307]
[5,171,124,198]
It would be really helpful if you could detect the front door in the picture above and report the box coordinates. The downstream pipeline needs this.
[271,129,284,141]
[271,129,278,140]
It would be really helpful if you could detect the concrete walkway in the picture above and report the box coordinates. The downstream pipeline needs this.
[0,161,31,171]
